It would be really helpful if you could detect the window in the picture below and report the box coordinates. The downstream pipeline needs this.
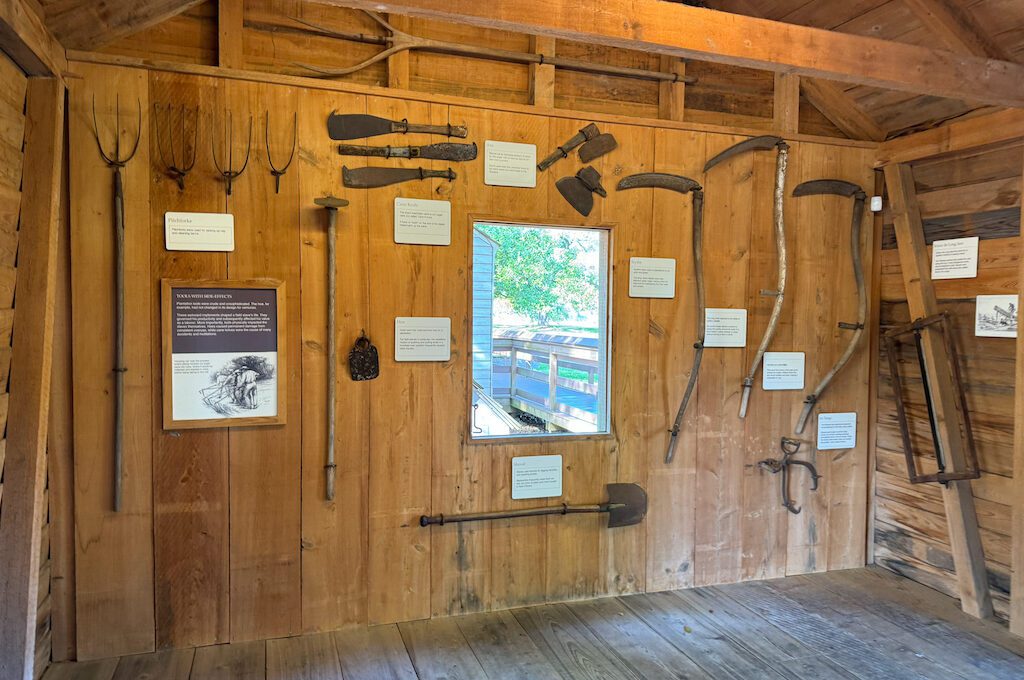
[470,221,610,439]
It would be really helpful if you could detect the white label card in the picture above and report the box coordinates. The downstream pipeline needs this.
[165,212,235,251]
[931,237,978,280]
[629,257,676,298]
[394,198,451,245]
[484,140,537,188]
[975,294,1018,338]
[511,455,563,500]
[704,308,747,348]
[762,352,805,390]
[394,317,451,362]
[817,412,857,450]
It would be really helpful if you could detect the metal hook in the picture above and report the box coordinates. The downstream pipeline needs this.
[154,103,199,191]
[211,110,253,197]
[265,111,297,194]
[757,437,821,515]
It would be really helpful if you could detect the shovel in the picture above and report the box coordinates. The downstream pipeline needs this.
[420,483,648,528]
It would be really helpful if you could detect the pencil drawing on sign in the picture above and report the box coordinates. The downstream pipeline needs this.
[975,294,1018,338]
[200,355,277,416]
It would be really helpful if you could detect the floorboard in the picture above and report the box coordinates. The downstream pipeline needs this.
[333,625,418,680]
[38,569,1024,680]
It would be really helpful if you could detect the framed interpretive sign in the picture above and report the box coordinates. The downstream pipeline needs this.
[161,279,286,429]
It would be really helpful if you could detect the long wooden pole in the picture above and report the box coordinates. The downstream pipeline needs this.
[1011,150,1024,636]
[884,163,993,620]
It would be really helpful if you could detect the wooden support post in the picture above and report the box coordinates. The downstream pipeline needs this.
[548,352,558,408]
[387,14,411,89]
[1011,148,1024,637]
[0,76,65,680]
[658,55,685,121]
[773,72,800,135]
[218,0,244,69]
[528,36,555,108]
[883,163,994,620]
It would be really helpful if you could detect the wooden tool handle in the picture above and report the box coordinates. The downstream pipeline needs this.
[394,121,469,138]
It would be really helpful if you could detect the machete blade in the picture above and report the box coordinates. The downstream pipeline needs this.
[556,176,596,216]
[704,135,784,173]
[578,133,618,163]
[418,142,478,161]
[616,172,701,195]
[605,483,648,528]
[793,179,864,198]
[327,113,395,140]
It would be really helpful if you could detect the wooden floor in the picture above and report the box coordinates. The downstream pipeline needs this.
[44,567,1024,680]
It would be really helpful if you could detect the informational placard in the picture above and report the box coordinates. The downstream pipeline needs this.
[484,140,537,188]
[394,197,451,246]
[629,257,676,298]
[817,412,857,450]
[975,294,1018,338]
[165,211,235,251]
[762,352,805,390]
[931,236,978,280]
[704,308,747,348]
[511,455,563,500]
[162,280,285,429]
[395,317,451,361]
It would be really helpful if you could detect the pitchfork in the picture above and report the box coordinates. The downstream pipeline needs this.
[91,95,142,513]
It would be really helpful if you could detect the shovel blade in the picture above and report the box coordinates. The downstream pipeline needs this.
[606,483,648,528]
[556,177,596,216]
[579,133,618,163]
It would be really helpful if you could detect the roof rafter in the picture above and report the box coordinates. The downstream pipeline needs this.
[901,0,1014,61]
[42,0,204,51]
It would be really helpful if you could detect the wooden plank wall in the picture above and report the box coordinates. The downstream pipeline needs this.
[0,50,54,678]
[874,144,1023,619]
[93,0,845,139]
[66,59,875,660]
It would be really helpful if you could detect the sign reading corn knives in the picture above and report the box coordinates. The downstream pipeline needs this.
[328,112,468,140]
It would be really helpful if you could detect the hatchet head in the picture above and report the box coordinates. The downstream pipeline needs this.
[579,132,618,164]
[616,172,701,195]
[605,483,648,528]
[793,179,865,199]
[557,166,607,217]
[704,135,784,173]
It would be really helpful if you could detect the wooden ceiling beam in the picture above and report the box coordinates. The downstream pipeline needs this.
[42,0,205,51]
[0,0,65,75]
[902,0,1014,61]
[876,108,1024,166]
[800,79,886,142]
[312,0,1024,108]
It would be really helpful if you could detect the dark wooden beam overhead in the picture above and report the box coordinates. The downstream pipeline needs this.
[315,0,1024,108]
[42,0,204,51]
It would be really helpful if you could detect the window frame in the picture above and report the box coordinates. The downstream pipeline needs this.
[465,215,615,445]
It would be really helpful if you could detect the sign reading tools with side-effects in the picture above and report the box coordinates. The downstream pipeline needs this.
[162,280,286,429]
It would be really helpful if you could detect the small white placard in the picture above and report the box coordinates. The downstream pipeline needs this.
[870,196,883,213]
[165,212,234,251]
[975,294,1018,338]
[817,412,857,450]
[484,140,537,188]
[762,352,805,390]
[629,257,676,298]
[394,317,451,362]
[931,237,978,280]
[511,455,563,500]
[394,197,451,245]
[704,308,747,348]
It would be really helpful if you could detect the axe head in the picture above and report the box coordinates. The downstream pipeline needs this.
[579,133,618,163]
[704,135,784,173]
[793,179,865,199]
[557,166,606,217]
[606,483,648,528]
[616,172,701,195]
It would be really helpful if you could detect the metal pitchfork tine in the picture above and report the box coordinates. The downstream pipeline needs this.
[91,95,142,513]
[265,111,297,194]
[154,103,199,191]
[212,109,253,197]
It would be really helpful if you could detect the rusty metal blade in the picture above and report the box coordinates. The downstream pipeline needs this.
[793,179,864,198]
[578,133,618,163]
[327,113,395,140]
[605,483,648,527]
[556,176,595,216]
[337,142,478,161]
[704,135,783,172]
[616,172,701,194]
[342,166,455,188]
